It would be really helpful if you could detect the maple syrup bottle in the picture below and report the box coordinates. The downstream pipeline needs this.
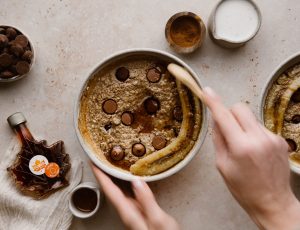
[7,112,71,199]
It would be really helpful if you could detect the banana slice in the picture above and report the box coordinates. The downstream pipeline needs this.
[130,80,202,175]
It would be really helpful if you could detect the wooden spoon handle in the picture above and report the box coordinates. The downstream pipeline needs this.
[167,63,205,102]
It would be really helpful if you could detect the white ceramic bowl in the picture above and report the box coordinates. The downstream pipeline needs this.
[0,25,34,83]
[260,52,300,175]
[74,48,208,182]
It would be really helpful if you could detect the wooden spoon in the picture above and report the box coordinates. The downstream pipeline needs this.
[167,63,205,102]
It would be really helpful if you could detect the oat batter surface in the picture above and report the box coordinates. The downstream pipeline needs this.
[79,56,202,175]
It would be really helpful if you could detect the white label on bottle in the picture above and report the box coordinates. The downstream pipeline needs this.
[29,155,49,175]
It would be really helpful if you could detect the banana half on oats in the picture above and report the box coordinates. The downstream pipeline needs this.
[263,62,300,166]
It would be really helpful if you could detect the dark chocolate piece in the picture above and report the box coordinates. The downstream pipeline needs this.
[115,67,129,82]
[110,146,125,161]
[291,115,300,124]
[146,68,161,83]
[286,139,297,152]
[102,99,118,114]
[10,44,24,57]
[291,89,300,103]
[6,27,17,40]
[0,70,14,78]
[132,143,146,157]
[0,34,8,48]
[144,97,160,115]
[15,35,28,48]
[22,50,33,62]
[16,61,30,74]
[121,112,134,126]
[0,53,13,67]
[173,106,183,121]
[152,135,167,150]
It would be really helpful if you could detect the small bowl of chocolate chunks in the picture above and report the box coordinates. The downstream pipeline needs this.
[0,25,34,83]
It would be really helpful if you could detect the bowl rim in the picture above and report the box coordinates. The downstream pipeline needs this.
[0,25,35,83]
[260,52,300,175]
[74,48,208,182]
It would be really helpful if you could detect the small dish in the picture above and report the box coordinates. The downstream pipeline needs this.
[208,0,262,48]
[69,182,102,219]
[165,12,206,54]
[0,25,34,83]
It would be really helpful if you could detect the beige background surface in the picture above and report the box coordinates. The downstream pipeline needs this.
[0,0,299,229]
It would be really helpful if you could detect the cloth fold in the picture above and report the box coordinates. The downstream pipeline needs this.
[0,137,82,230]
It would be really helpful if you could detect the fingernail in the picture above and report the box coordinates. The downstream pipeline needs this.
[203,87,216,97]
[132,179,144,191]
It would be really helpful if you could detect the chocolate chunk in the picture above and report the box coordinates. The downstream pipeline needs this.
[15,35,28,48]
[146,68,161,83]
[0,28,5,34]
[104,123,112,131]
[132,143,146,157]
[6,28,17,40]
[152,135,167,150]
[0,70,14,78]
[291,89,300,103]
[173,106,183,121]
[0,34,8,48]
[286,139,297,152]
[292,115,300,124]
[121,111,134,126]
[16,61,30,75]
[115,67,129,82]
[110,146,125,161]
[0,53,13,67]
[10,44,24,57]
[22,50,33,62]
[144,97,160,115]
[155,62,167,74]
[102,99,118,114]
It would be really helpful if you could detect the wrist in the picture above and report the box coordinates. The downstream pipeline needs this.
[255,193,300,230]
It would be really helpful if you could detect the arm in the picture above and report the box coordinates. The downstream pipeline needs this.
[203,87,300,230]
[91,164,180,230]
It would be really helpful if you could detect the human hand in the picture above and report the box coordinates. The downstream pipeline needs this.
[91,164,180,230]
[203,87,300,230]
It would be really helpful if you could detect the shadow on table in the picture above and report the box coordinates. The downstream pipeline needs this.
[291,172,300,201]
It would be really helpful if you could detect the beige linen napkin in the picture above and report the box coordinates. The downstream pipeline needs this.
[0,137,83,230]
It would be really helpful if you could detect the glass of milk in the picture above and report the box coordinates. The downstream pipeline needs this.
[208,0,262,48]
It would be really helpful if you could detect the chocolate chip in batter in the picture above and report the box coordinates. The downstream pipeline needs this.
[115,67,129,82]
[102,99,118,114]
[104,123,112,131]
[173,106,183,121]
[121,111,134,126]
[146,68,161,83]
[110,146,125,161]
[286,139,297,152]
[291,89,300,103]
[291,115,300,124]
[16,61,30,74]
[144,97,160,115]
[132,143,146,157]
[152,135,167,150]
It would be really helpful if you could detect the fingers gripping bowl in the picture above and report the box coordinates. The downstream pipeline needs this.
[261,53,300,175]
[75,49,208,182]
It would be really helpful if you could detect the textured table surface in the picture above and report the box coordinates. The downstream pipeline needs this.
[0,0,300,229]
